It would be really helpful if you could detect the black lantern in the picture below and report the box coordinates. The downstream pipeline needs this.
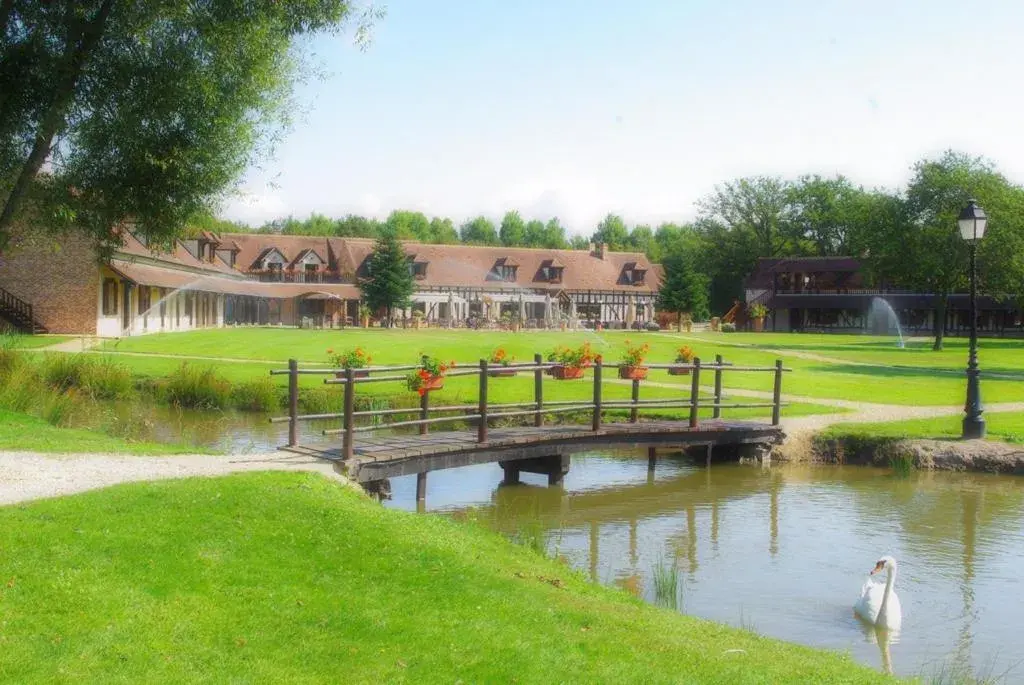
[958,200,986,439]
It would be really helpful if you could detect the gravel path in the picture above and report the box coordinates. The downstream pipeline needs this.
[0,451,345,507]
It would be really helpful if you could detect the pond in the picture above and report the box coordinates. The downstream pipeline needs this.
[381,451,1024,679]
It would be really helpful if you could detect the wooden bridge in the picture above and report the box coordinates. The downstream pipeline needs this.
[271,354,790,501]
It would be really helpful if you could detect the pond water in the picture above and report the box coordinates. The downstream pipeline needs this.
[382,451,1024,679]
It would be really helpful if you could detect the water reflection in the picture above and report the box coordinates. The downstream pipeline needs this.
[385,452,1024,678]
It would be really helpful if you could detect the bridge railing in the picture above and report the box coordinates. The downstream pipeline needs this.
[270,354,791,458]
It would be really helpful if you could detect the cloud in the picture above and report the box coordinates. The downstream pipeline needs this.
[221,190,290,226]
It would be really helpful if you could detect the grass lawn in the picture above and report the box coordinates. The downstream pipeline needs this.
[0,472,894,684]
[97,327,1024,406]
[0,410,212,455]
[821,411,1024,445]
[4,334,72,349]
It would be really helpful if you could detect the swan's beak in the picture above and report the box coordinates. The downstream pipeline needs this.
[870,561,885,575]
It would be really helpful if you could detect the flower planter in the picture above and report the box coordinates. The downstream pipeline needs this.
[335,369,370,380]
[668,366,691,376]
[360,316,370,328]
[488,368,518,378]
[418,375,445,392]
[551,365,585,380]
[618,366,649,380]
[753,316,764,332]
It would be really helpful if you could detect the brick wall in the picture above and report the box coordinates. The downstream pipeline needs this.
[0,229,101,334]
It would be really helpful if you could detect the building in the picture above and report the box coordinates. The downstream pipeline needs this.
[744,257,1023,335]
[0,227,662,336]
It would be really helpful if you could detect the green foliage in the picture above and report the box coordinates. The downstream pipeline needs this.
[459,215,499,245]
[163,363,231,409]
[39,354,133,400]
[657,252,710,320]
[229,377,280,412]
[591,213,631,250]
[499,210,527,246]
[652,558,681,611]
[0,0,381,252]
[359,227,414,322]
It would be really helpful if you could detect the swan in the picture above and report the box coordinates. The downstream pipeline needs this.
[853,555,902,631]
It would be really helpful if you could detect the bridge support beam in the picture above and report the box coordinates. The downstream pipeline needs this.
[499,454,570,487]
[416,472,427,501]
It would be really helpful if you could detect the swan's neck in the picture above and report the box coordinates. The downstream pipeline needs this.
[878,567,897,620]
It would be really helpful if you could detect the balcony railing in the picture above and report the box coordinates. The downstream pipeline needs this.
[245,271,352,284]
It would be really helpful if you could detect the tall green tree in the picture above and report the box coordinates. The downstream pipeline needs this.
[656,252,710,322]
[498,210,526,246]
[0,0,380,252]
[697,177,792,258]
[427,217,458,244]
[335,214,381,238]
[591,213,630,250]
[786,175,871,256]
[385,210,431,241]
[628,224,654,256]
[523,219,547,247]
[359,227,413,326]
[542,217,569,248]
[459,216,499,245]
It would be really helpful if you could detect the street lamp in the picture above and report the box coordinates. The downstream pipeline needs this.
[957,199,987,439]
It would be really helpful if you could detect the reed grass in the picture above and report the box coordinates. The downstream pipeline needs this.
[162,363,232,409]
[651,557,681,611]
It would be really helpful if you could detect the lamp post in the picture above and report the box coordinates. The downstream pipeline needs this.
[957,199,987,439]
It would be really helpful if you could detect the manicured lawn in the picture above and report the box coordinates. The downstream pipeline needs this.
[821,411,1024,444]
[97,327,1024,406]
[4,334,72,349]
[0,472,895,684]
[0,410,211,455]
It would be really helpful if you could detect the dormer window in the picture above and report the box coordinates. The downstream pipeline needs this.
[622,262,647,285]
[489,257,519,282]
[539,258,565,283]
[406,254,428,279]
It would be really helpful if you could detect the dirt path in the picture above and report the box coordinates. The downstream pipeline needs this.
[0,450,346,507]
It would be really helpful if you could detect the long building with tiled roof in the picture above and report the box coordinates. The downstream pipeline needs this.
[0,228,662,336]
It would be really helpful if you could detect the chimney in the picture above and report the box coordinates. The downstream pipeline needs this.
[598,243,607,260]
[588,242,595,254]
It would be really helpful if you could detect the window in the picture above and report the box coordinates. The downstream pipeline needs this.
[102,279,119,315]
[267,262,283,281]
[304,263,318,282]
[623,268,646,285]
[541,266,563,282]
[138,286,151,315]
[496,265,517,281]
[410,262,428,279]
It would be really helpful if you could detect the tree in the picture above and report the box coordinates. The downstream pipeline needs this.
[335,214,381,238]
[568,234,590,250]
[657,252,710,322]
[786,175,871,256]
[862,151,1024,350]
[459,216,498,245]
[697,177,791,258]
[385,210,431,241]
[498,210,526,246]
[591,213,630,251]
[0,1,380,253]
[542,218,568,248]
[628,224,654,256]
[523,219,546,247]
[427,217,457,244]
[359,227,413,326]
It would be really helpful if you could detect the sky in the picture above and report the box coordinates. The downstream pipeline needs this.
[221,0,1024,236]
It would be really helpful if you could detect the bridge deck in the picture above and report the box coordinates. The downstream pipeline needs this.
[284,420,782,482]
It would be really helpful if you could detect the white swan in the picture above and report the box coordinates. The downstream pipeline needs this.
[854,555,902,631]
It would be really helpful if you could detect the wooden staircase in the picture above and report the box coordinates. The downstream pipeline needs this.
[0,287,47,334]
[721,291,771,330]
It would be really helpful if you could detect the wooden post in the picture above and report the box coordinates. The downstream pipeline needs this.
[534,353,544,427]
[647,446,656,472]
[419,387,429,435]
[772,358,783,426]
[478,359,489,442]
[630,378,640,423]
[287,358,298,447]
[342,367,355,460]
[713,353,723,419]
[689,357,701,428]
[416,472,427,501]
[592,357,603,431]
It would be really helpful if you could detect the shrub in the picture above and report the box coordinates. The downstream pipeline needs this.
[231,377,281,412]
[164,363,231,409]
[721,322,737,333]
[42,390,82,427]
[40,354,133,400]
[643,321,661,331]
